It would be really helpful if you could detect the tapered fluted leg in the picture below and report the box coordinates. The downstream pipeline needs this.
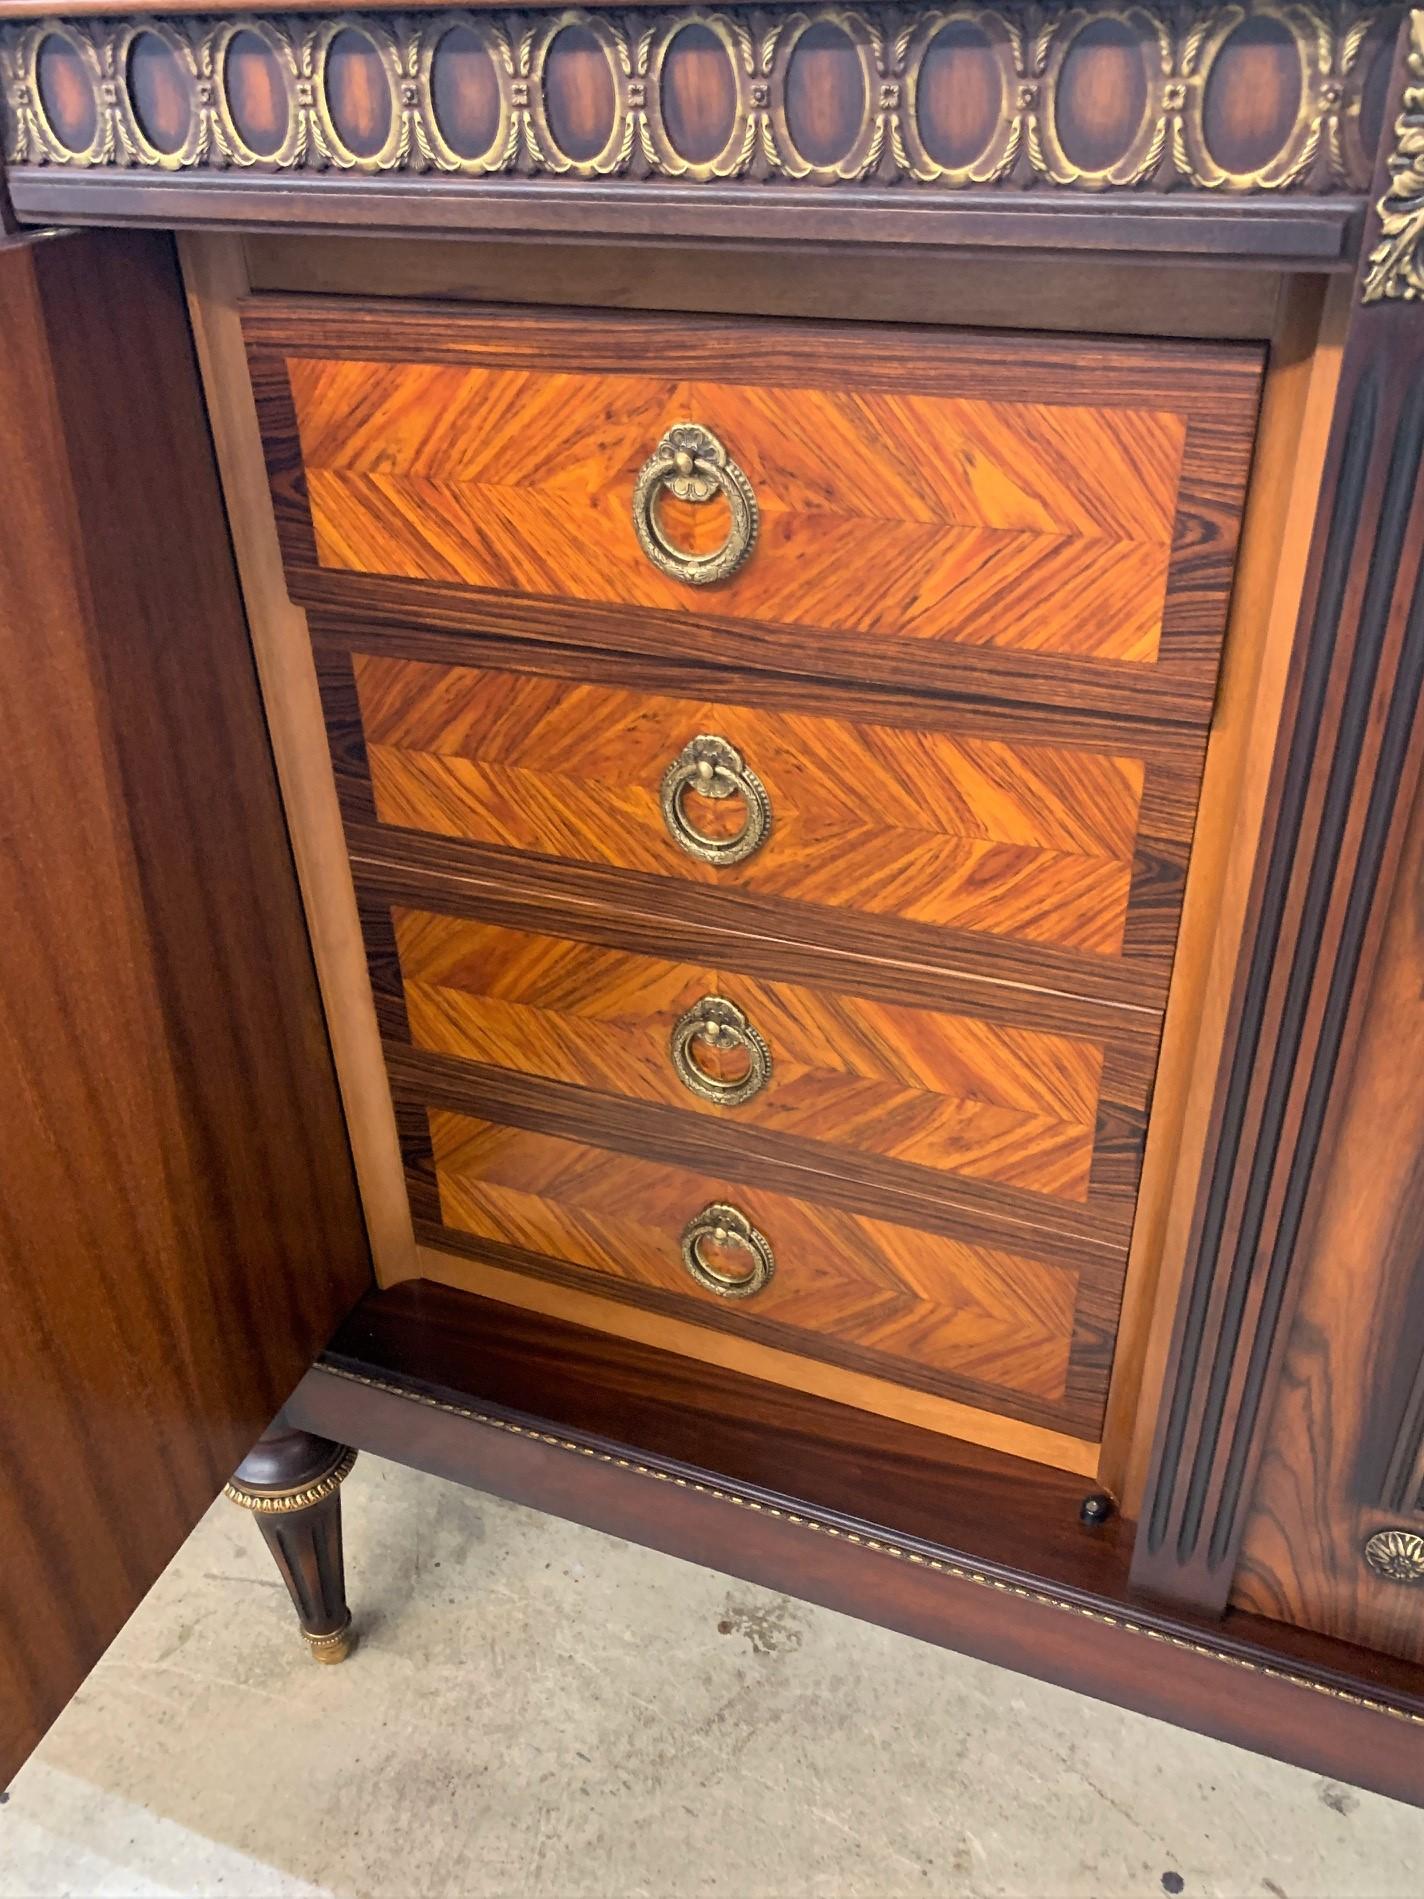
[226,1420,356,1663]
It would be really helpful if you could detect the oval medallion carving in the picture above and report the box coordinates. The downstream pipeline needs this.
[915,20,1005,172]
[35,32,98,155]
[1201,16,1304,177]
[430,23,502,161]
[324,26,393,160]
[127,31,193,155]
[224,29,292,159]
[783,19,867,169]
[661,22,738,166]
[1053,18,1151,175]
[542,22,617,163]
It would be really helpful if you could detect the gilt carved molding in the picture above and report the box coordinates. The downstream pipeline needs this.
[1363,6,1424,294]
[0,3,1401,193]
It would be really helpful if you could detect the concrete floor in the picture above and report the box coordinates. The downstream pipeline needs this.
[3,1455,1421,1898]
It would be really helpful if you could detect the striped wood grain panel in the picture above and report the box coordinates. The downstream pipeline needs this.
[426,1109,1081,1415]
[391,906,1107,1204]
[247,302,1264,725]
[353,652,1157,963]
[295,362,1182,663]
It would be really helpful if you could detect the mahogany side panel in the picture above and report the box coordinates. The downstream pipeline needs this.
[0,228,370,1786]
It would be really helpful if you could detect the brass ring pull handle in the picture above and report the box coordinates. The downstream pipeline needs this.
[680,1202,776,1301]
[670,996,772,1108]
[660,734,771,867]
[632,423,759,586]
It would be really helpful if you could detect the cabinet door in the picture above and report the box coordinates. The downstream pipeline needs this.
[0,226,371,1788]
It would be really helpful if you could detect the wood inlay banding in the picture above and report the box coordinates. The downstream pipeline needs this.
[292,357,1184,668]
[246,302,1264,723]
[390,906,1109,1202]
[426,1108,1083,1412]
[353,651,1154,962]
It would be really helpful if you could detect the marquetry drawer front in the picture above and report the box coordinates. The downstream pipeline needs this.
[248,302,1262,725]
[375,905,1153,1227]
[412,1107,1105,1435]
[330,645,1202,997]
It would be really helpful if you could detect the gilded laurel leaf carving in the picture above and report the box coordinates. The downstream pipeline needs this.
[1363,8,1424,300]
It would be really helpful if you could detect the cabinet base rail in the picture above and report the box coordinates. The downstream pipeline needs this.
[287,1281,1424,1808]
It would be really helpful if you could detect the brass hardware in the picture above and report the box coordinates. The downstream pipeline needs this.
[632,423,758,586]
[305,1614,356,1665]
[1362,1527,1424,1583]
[660,734,771,867]
[223,1446,357,1514]
[1363,11,1424,303]
[680,1202,775,1300]
[670,996,772,1108]
[0,8,1383,197]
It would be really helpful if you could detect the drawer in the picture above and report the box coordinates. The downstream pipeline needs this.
[247,301,1263,726]
[400,1105,1111,1437]
[322,633,1204,1001]
[366,900,1154,1234]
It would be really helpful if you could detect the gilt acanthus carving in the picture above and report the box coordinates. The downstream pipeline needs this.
[1363,7,1424,297]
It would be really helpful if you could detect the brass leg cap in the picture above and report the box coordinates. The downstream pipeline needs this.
[304,1614,354,1665]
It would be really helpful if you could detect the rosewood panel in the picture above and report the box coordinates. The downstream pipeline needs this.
[0,228,369,1786]
[382,905,1124,1207]
[1132,17,1424,1615]
[412,1105,1104,1433]
[319,637,1208,1007]
[245,299,1263,726]
[1233,746,1424,1659]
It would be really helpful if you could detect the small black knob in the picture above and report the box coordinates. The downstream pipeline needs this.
[1079,1492,1114,1527]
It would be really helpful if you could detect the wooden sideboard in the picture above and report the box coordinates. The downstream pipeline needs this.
[2,0,1423,1809]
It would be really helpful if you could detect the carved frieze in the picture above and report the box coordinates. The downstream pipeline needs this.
[0,4,1400,193]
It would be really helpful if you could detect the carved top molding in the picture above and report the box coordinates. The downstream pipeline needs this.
[0,3,1401,193]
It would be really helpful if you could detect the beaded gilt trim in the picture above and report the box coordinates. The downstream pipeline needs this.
[314,1363,1424,1730]
[224,1444,358,1514]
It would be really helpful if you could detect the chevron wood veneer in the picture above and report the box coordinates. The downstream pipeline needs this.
[293,359,1183,665]
[246,302,1264,721]
[392,907,1107,1202]
[427,1108,1081,1413]
[354,653,1151,961]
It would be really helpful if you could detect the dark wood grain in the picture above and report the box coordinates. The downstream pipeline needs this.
[1132,40,1424,1615]
[1233,747,1424,1662]
[349,839,1166,1041]
[287,1282,1424,1808]
[0,227,370,1786]
[4,170,1368,267]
